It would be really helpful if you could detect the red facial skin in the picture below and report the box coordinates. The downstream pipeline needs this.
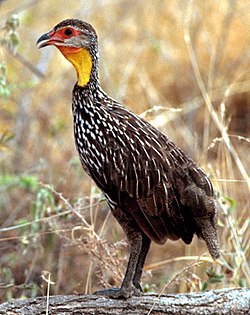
[49,27,81,41]
[46,27,82,54]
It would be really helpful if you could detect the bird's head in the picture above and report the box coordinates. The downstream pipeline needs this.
[37,19,98,87]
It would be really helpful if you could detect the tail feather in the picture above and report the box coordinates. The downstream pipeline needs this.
[200,219,220,259]
[179,181,220,259]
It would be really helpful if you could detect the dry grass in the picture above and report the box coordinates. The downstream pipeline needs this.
[0,0,249,302]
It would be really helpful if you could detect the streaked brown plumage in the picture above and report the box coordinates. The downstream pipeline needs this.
[37,19,220,299]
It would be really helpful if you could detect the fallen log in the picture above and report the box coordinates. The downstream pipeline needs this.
[0,288,249,315]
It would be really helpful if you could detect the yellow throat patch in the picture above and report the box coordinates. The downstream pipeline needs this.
[58,47,93,87]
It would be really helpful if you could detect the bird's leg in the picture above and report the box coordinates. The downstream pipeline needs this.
[95,230,143,299]
[94,207,145,299]
[119,231,144,295]
[132,234,151,292]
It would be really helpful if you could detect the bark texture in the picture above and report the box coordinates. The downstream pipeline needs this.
[0,288,249,315]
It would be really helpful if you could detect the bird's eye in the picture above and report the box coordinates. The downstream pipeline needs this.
[64,28,73,36]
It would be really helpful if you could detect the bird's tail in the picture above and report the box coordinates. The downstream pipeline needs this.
[200,219,220,259]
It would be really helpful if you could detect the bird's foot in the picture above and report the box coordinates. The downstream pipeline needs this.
[133,281,143,293]
[94,285,142,299]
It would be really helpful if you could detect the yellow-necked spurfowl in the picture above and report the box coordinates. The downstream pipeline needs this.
[37,19,220,299]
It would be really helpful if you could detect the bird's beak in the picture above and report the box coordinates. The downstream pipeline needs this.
[37,31,63,48]
[37,31,52,48]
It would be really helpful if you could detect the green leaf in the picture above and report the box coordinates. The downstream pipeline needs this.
[20,176,39,191]
[201,282,208,291]
[209,277,223,284]
[224,196,236,215]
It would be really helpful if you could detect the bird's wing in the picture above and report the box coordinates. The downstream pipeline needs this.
[86,101,216,245]
[93,106,210,243]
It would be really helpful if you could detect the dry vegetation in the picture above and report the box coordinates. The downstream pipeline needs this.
[0,0,249,303]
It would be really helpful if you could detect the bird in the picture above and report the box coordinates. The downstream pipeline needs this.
[37,19,220,299]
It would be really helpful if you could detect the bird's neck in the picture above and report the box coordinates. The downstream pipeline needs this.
[57,46,98,87]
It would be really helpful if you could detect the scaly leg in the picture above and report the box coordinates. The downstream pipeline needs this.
[132,234,151,291]
[94,207,148,299]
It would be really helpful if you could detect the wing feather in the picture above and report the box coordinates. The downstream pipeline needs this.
[93,105,215,245]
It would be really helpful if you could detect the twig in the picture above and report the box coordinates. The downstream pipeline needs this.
[147,261,203,315]
[7,47,45,79]
[184,0,250,193]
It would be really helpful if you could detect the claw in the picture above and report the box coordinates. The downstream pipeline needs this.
[94,286,142,299]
